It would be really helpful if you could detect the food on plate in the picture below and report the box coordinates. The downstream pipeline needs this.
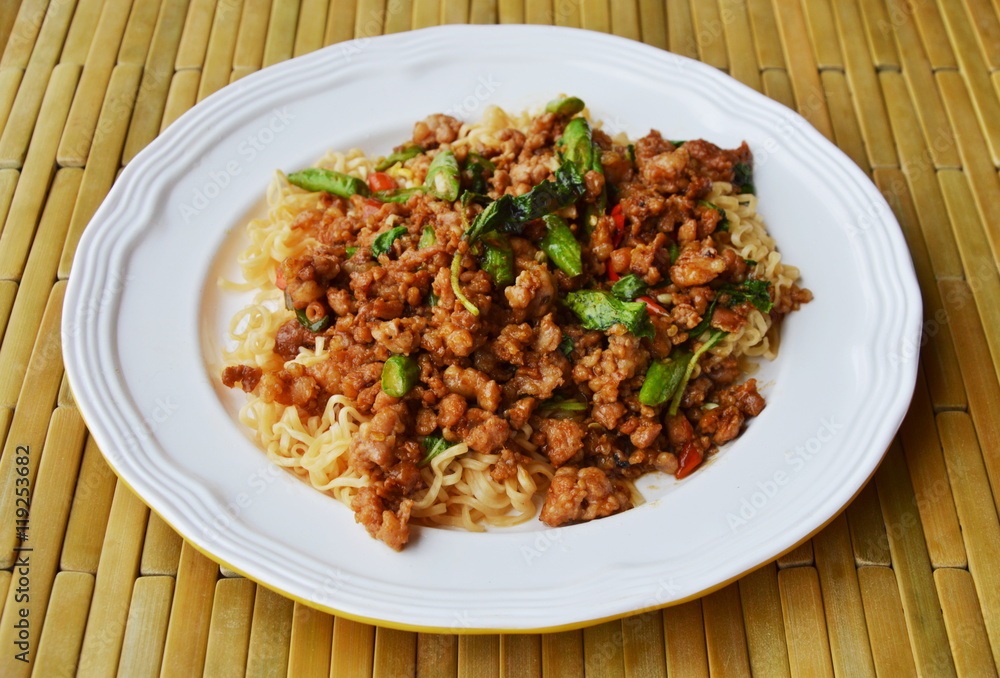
[220,97,812,550]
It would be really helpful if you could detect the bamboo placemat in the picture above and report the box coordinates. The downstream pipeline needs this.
[0,0,997,675]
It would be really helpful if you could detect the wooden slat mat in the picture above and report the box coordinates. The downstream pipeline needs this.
[1,0,998,675]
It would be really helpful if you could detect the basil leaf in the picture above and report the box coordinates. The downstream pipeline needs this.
[418,433,450,467]
[610,274,649,301]
[720,279,773,313]
[733,161,755,194]
[371,225,408,258]
[565,290,654,339]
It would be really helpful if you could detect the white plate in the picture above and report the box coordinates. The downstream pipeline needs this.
[63,25,921,632]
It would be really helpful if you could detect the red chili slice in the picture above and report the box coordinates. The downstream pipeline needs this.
[675,442,703,479]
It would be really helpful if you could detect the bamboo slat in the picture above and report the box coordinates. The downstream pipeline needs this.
[875,443,957,677]
[582,622,622,678]
[497,0,521,25]
[776,541,814,568]
[553,0,580,28]
[245,585,293,678]
[0,279,15,338]
[203,578,256,677]
[738,563,791,677]
[234,0,273,67]
[59,0,105,65]
[897,370,967,569]
[460,635,501,678]
[323,0,354,44]
[262,0,300,67]
[610,0,639,41]
[879,72,964,278]
[442,0,470,25]
[960,0,1000,69]
[936,0,1000,165]
[906,0,957,69]
[75,482,149,678]
[0,64,79,280]
[0,2,25,59]
[801,0,843,69]
[118,0,162,66]
[468,0,494,24]
[0,167,79,407]
[158,68,200,131]
[0,0,48,69]
[331,617,374,678]
[820,70,872,174]
[139,512,183,575]
[846,481,892,567]
[718,0,761,92]
[873,168,967,412]
[666,0,697,58]
[287,602,333,677]
[421,633,460,677]
[580,0,611,33]
[778,567,836,678]
[938,279,1000,504]
[934,568,999,678]
[116,575,175,678]
[56,372,73,407]
[197,0,245,101]
[174,0,217,69]
[662,601,709,677]
[542,629,585,676]
[58,63,143,279]
[0,0,77,168]
[0,167,18,232]
[0,282,65,568]
[746,0,785,68]
[621,611,664,677]
[412,0,439,29]
[857,0,899,69]
[884,0,961,170]
[293,0,330,55]
[56,0,135,166]
[60,436,117,573]
[857,567,919,678]
[935,71,1000,271]
[636,0,666,49]
[937,412,1000,669]
[31,571,95,677]
[159,542,218,677]
[0,407,86,678]
[812,515,877,678]
[771,0,834,140]
[373,627,417,678]
[524,0,551,26]
[689,0,728,70]
[938,170,1000,376]
[0,68,24,132]
[121,0,191,165]
[831,0,897,168]
[384,0,413,34]
[702,584,751,677]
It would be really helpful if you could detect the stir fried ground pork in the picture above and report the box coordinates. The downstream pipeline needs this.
[223,102,811,550]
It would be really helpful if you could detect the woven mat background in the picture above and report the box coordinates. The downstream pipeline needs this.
[0,0,998,675]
